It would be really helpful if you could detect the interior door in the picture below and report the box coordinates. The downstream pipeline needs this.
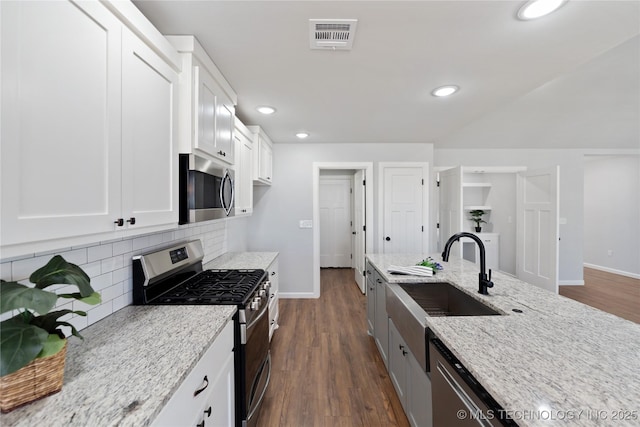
[516,166,559,293]
[438,167,463,256]
[319,176,352,267]
[353,170,366,293]
[383,167,424,253]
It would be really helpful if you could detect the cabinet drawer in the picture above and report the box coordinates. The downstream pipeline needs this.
[153,320,234,426]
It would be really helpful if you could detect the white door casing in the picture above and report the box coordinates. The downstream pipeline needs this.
[516,166,560,293]
[380,164,429,254]
[319,176,352,268]
[353,170,366,293]
[438,166,463,257]
[313,163,374,299]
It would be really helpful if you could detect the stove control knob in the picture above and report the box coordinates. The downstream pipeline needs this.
[250,299,260,311]
[262,281,271,291]
[258,289,266,298]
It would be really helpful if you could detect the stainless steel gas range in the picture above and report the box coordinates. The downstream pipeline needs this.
[132,240,271,427]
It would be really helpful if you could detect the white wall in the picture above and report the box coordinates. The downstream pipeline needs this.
[583,155,640,276]
[247,142,434,297]
[435,149,585,283]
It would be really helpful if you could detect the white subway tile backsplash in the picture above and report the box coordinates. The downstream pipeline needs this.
[113,239,133,256]
[1,218,230,334]
[101,282,124,302]
[87,244,113,263]
[87,301,113,325]
[91,272,113,292]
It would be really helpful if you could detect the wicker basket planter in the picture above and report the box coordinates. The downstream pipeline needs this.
[0,341,67,413]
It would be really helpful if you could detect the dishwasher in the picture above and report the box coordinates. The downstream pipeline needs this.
[429,337,518,426]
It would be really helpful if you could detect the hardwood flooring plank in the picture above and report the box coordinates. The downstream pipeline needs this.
[559,267,639,323]
[254,268,410,427]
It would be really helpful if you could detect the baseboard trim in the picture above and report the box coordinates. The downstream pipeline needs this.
[584,263,640,280]
[280,291,319,299]
[559,280,584,286]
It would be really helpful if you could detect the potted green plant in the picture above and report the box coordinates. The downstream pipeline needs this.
[0,255,101,412]
[468,209,487,232]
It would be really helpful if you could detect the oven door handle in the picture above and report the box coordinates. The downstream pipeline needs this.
[247,353,271,422]
[246,299,269,331]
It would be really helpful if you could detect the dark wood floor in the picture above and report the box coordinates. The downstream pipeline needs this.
[559,267,639,323]
[255,268,409,427]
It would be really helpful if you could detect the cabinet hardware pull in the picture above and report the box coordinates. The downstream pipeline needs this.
[127,217,136,225]
[385,236,391,241]
[196,421,205,427]
[271,271,276,276]
[204,406,212,417]
[193,375,209,397]
[399,344,404,350]
[114,218,124,227]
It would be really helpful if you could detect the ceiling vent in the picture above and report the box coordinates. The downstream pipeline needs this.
[309,19,358,50]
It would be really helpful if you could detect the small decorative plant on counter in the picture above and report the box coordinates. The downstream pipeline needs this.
[0,255,101,412]
[417,257,443,272]
[468,209,487,232]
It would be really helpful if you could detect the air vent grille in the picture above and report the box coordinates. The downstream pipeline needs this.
[309,19,358,50]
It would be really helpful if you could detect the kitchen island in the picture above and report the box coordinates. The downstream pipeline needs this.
[0,305,236,426]
[367,253,640,426]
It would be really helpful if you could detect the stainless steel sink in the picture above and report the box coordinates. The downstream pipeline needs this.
[398,282,501,317]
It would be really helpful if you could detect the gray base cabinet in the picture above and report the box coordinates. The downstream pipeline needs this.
[389,319,432,427]
[366,261,389,368]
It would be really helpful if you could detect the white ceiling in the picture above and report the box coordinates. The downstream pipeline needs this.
[133,1,640,149]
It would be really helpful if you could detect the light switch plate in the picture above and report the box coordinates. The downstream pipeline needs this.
[299,220,313,229]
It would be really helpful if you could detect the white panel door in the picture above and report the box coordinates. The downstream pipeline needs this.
[121,28,179,229]
[438,167,463,257]
[319,176,352,267]
[0,0,122,245]
[383,167,424,253]
[516,166,559,293]
[353,170,366,293]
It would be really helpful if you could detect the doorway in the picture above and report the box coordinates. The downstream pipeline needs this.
[313,163,374,297]
[319,172,353,268]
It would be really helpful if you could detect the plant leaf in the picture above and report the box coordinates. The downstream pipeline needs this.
[0,318,48,376]
[58,291,102,306]
[36,334,67,358]
[0,281,58,315]
[29,309,87,336]
[30,255,93,297]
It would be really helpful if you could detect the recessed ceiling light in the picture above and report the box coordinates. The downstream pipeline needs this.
[517,0,567,20]
[256,106,276,115]
[296,132,309,139]
[431,85,459,97]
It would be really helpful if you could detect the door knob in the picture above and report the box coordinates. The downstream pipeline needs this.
[385,236,391,241]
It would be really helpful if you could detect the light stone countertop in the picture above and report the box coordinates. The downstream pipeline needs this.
[204,251,278,270]
[0,305,236,427]
[366,253,640,427]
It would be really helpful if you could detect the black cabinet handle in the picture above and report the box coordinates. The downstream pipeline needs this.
[114,218,124,227]
[127,217,136,225]
[193,375,209,397]
[271,271,276,276]
[204,406,212,417]
[196,421,205,427]
[385,236,391,241]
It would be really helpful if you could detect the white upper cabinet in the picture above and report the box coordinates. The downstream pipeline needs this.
[167,36,237,165]
[234,118,254,216]
[0,0,181,257]
[247,126,274,185]
[121,28,179,231]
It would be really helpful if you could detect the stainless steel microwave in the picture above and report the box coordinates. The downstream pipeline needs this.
[179,154,234,224]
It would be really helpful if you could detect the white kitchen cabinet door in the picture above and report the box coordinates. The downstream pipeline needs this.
[234,119,254,216]
[248,126,274,185]
[0,0,122,247]
[388,320,408,410]
[203,347,235,427]
[365,262,376,336]
[268,257,280,340]
[121,28,179,230]
[374,274,389,368]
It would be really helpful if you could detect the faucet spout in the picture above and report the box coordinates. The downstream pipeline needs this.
[441,232,494,295]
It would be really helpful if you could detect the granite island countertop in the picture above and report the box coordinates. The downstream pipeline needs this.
[367,253,640,427]
[204,251,278,271]
[0,305,236,427]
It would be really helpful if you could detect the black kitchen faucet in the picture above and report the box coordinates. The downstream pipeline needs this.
[441,232,494,295]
